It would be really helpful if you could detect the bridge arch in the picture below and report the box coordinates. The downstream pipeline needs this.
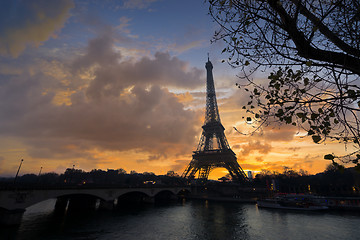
[116,191,151,207]
[177,188,191,197]
[55,193,105,212]
[7,190,106,210]
[154,190,177,203]
[0,186,190,225]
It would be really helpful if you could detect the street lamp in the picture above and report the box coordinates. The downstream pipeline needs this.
[37,166,43,185]
[14,159,24,184]
[69,164,75,184]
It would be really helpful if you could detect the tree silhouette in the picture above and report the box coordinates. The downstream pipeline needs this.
[208,0,360,165]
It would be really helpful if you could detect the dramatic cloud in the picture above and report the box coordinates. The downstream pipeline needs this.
[0,0,74,57]
[72,33,204,100]
[288,147,301,152]
[168,159,189,173]
[239,140,272,157]
[0,77,200,161]
[0,32,204,162]
[261,125,296,142]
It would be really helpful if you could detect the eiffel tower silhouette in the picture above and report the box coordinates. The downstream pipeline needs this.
[182,57,248,182]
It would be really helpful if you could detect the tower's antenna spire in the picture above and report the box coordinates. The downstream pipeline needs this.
[207,52,210,61]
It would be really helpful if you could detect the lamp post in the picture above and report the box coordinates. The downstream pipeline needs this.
[37,166,43,185]
[14,159,24,184]
[69,164,75,184]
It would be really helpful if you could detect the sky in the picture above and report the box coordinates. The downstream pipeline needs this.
[0,0,352,179]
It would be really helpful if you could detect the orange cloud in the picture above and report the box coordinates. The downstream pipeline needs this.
[175,92,195,104]
[0,31,207,176]
[239,140,272,157]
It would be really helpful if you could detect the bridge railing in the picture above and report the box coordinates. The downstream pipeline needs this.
[0,183,190,191]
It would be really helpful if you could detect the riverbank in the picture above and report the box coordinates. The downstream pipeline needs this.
[187,185,360,211]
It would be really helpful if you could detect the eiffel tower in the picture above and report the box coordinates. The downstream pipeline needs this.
[182,57,248,182]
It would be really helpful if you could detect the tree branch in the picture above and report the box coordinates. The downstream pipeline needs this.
[290,0,360,58]
[267,0,360,75]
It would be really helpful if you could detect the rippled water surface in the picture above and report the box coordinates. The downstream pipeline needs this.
[2,199,360,240]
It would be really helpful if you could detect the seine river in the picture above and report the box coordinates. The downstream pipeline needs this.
[2,199,360,240]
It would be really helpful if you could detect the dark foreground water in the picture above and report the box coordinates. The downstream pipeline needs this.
[2,199,360,240]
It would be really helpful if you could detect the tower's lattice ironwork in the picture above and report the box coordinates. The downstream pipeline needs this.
[182,58,248,182]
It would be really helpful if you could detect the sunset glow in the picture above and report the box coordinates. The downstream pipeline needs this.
[0,0,350,179]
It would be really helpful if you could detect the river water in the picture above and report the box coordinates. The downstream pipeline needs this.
[2,199,360,240]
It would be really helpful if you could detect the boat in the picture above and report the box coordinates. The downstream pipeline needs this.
[326,197,360,210]
[257,194,329,211]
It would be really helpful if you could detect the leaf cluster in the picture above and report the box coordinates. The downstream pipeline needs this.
[241,67,360,164]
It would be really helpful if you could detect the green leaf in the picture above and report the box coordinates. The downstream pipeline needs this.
[304,78,309,86]
[347,89,356,98]
[324,154,334,160]
[284,116,292,124]
[312,135,321,143]
[296,112,305,119]
[244,60,250,66]
[311,113,319,120]
[275,109,284,117]
[246,117,252,122]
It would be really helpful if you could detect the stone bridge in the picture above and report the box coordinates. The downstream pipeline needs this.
[0,186,190,225]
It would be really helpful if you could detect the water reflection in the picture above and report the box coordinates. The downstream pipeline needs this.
[187,200,249,240]
[2,199,360,240]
